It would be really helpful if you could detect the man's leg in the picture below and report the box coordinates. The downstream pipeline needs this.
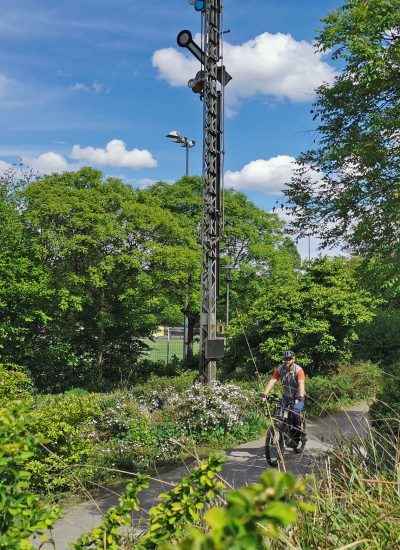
[291,401,305,447]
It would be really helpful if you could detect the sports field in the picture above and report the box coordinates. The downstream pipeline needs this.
[141,338,200,363]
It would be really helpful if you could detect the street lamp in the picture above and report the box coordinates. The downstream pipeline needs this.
[166,131,195,362]
[166,131,195,177]
[223,265,234,328]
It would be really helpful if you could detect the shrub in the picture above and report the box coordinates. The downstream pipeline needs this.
[131,372,195,407]
[229,410,268,443]
[354,309,400,364]
[133,358,191,382]
[88,393,187,471]
[27,393,102,491]
[307,362,382,417]
[171,383,252,440]
[94,392,148,439]
[160,468,308,550]
[141,453,227,548]
[0,363,34,407]
[370,362,400,425]
[28,339,98,393]
[0,402,60,547]
[72,473,149,550]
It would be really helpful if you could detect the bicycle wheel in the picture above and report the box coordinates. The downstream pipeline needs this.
[265,424,284,466]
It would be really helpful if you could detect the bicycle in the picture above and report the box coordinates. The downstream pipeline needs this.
[264,397,307,467]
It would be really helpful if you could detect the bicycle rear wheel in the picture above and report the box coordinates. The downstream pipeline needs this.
[265,425,284,466]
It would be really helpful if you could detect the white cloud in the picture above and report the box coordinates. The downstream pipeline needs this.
[70,82,90,92]
[225,155,295,194]
[69,80,110,94]
[71,139,157,169]
[152,32,336,109]
[21,152,79,174]
[152,48,199,87]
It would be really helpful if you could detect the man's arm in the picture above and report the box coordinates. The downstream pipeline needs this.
[261,377,278,401]
[296,369,305,403]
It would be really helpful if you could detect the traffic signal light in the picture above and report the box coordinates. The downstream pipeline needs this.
[188,71,205,94]
[189,0,205,11]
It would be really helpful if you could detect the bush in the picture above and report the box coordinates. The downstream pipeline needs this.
[131,372,195,407]
[93,392,148,439]
[307,362,382,417]
[0,363,34,407]
[85,392,189,472]
[354,309,400,364]
[370,362,400,425]
[28,339,98,393]
[27,393,102,491]
[170,383,252,441]
[229,410,268,443]
[0,402,60,547]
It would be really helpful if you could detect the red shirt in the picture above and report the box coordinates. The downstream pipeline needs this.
[272,363,305,399]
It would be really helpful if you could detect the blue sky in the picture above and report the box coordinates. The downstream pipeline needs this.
[0,0,342,255]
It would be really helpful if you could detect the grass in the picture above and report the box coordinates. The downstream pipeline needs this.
[276,415,400,549]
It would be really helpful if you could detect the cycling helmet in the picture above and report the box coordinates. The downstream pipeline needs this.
[283,350,295,360]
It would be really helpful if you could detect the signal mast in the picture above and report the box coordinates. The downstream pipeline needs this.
[177,0,231,383]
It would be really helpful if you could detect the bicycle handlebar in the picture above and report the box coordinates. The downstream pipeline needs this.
[260,395,297,406]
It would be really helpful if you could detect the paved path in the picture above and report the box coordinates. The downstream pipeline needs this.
[35,402,369,549]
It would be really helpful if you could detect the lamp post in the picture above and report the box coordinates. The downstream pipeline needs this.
[166,131,195,176]
[223,265,234,328]
[166,131,195,361]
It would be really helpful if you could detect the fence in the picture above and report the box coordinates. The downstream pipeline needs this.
[141,327,200,364]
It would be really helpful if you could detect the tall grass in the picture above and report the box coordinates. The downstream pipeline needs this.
[284,416,400,549]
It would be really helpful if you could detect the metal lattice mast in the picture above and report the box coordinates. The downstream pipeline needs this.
[199,0,222,383]
[176,0,231,384]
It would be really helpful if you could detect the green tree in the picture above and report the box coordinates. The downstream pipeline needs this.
[141,177,203,362]
[225,257,375,376]
[222,189,300,314]
[23,168,197,387]
[285,0,400,287]
[0,169,51,367]
[143,177,299,359]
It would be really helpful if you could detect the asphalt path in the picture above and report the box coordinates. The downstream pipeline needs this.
[34,402,369,549]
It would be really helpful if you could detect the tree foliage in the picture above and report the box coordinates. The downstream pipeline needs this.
[285,0,400,280]
[143,177,300,333]
[225,257,375,376]
[20,168,198,387]
[0,173,51,365]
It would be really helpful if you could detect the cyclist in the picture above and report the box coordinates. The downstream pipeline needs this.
[261,350,306,449]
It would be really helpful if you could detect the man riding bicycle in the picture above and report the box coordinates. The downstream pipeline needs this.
[261,350,306,450]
